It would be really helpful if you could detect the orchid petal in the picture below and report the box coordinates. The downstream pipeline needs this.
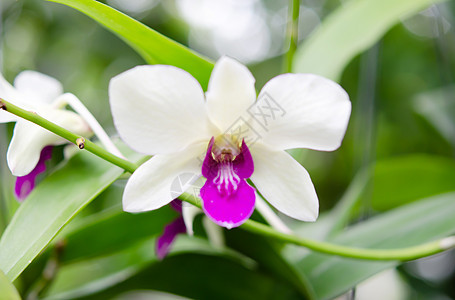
[7,108,91,176]
[201,180,255,229]
[0,74,20,123]
[0,73,18,99]
[206,56,256,131]
[182,203,201,236]
[257,73,351,151]
[202,216,225,248]
[14,71,63,105]
[250,143,319,222]
[155,216,186,260]
[14,146,53,201]
[122,142,205,212]
[0,109,18,123]
[109,65,216,155]
[233,139,254,179]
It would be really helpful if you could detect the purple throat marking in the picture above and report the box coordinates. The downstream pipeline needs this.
[15,146,53,201]
[200,136,255,229]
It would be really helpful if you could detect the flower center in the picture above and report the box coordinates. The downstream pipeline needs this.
[211,134,241,159]
[209,135,242,195]
[213,160,240,195]
[201,135,254,196]
[200,136,256,228]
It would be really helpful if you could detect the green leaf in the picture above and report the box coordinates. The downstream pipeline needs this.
[225,229,316,299]
[0,147,142,281]
[52,251,299,300]
[370,155,455,211]
[58,206,176,263]
[322,155,455,237]
[287,192,455,299]
[413,85,455,148]
[0,269,20,300]
[46,0,214,89]
[293,0,444,81]
[44,238,158,299]
[44,236,258,299]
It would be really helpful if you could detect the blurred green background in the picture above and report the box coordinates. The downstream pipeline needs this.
[1,0,455,299]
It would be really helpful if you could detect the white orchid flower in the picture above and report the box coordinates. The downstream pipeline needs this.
[0,71,109,200]
[109,56,351,229]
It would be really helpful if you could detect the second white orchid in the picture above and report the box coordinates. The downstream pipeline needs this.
[0,71,93,200]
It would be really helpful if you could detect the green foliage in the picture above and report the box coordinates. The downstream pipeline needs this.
[46,0,214,90]
[293,0,445,81]
[0,269,20,300]
[0,145,142,281]
[290,192,455,299]
[370,155,455,211]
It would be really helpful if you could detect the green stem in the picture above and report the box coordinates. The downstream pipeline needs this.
[181,193,455,261]
[2,98,454,261]
[284,0,300,73]
[0,98,137,173]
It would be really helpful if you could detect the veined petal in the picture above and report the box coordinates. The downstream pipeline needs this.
[14,71,63,105]
[7,108,91,176]
[257,73,351,151]
[201,180,255,229]
[109,65,216,155]
[206,56,256,131]
[122,142,206,212]
[250,143,319,222]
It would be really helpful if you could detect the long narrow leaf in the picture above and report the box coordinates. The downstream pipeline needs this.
[46,0,214,89]
[0,269,20,300]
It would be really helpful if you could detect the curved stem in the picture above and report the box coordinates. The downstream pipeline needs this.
[284,0,300,73]
[2,97,455,261]
[181,192,455,261]
[0,98,137,173]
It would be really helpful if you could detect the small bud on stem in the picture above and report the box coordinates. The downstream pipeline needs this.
[0,99,7,111]
[76,137,86,149]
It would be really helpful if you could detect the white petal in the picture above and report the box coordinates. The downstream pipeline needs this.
[250,143,319,222]
[0,73,17,98]
[206,56,256,131]
[0,111,18,123]
[7,108,92,176]
[14,71,63,104]
[182,203,201,236]
[202,216,225,248]
[109,65,216,155]
[122,142,206,212]
[0,74,20,123]
[7,120,61,176]
[256,73,351,151]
